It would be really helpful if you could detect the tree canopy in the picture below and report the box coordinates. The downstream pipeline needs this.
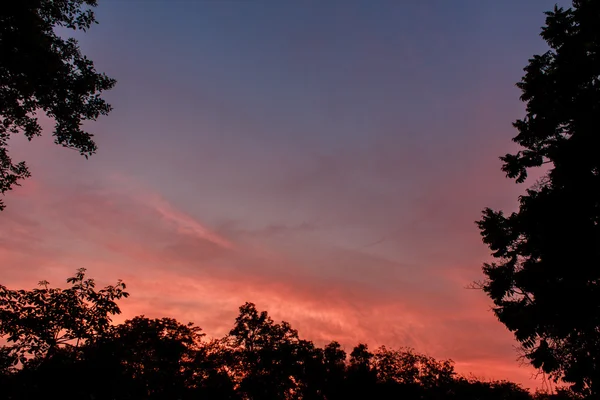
[477,0,600,396]
[0,0,115,210]
[0,268,128,366]
[0,270,585,399]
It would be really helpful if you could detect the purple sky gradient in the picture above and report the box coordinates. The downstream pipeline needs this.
[1,0,570,389]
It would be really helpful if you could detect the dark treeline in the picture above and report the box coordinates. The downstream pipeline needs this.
[0,270,581,400]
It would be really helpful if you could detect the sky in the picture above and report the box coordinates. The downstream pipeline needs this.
[1,0,571,390]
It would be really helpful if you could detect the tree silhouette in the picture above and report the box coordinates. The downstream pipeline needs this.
[227,302,316,400]
[477,0,600,395]
[0,0,115,210]
[346,343,376,399]
[321,341,347,400]
[373,346,456,398]
[82,316,204,399]
[0,270,587,399]
[0,268,128,366]
[189,338,240,399]
[452,378,532,400]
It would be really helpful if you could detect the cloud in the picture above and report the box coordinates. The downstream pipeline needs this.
[0,174,540,389]
[145,194,234,249]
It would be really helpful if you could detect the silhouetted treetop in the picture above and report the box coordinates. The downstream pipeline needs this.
[477,0,600,396]
[0,0,115,210]
[0,268,127,366]
[500,0,600,185]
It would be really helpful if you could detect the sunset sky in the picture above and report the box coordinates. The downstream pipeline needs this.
[1,0,569,390]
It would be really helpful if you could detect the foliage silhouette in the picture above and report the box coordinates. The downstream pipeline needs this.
[476,0,600,395]
[0,268,127,366]
[0,271,589,399]
[0,0,115,210]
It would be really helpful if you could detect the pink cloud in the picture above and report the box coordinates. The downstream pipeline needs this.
[0,174,541,390]
[144,194,234,250]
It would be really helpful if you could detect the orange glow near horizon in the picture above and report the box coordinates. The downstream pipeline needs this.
[1,175,539,389]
